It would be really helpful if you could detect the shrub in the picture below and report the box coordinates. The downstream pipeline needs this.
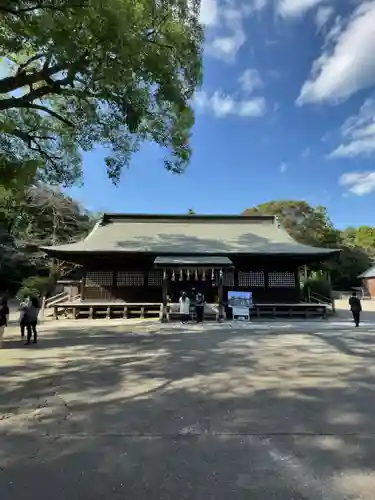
[302,278,332,301]
[17,276,51,301]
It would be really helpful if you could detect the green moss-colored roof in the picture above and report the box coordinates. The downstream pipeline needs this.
[41,213,339,258]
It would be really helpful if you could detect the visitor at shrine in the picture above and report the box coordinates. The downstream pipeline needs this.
[195,291,205,323]
[349,291,362,327]
[24,296,40,345]
[179,292,190,324]
[19,301,28,338]
[0,296,9,348]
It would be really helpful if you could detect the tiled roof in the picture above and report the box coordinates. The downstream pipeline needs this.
[41,213,339,257]
[358,266,375,279]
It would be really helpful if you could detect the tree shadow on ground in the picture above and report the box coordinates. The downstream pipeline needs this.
[2,326,375,499]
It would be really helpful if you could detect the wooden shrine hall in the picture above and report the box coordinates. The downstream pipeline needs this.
[41,213,339,320]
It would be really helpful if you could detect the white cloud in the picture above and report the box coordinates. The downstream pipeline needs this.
[194,90,266,118]
[199,0,219,26]
[238,69,263,94]
[202,0,270,62]
[329,97,375,158]
[315,5,334,31]
[297,1,375,105]
[238,97,267,116]
[210,28,246,61]
[280,162,287,173]
[246,0,268,14]
[301,147,311,158]
[277,0,328,18]
[339,171,375,196]
[207,4,249,61]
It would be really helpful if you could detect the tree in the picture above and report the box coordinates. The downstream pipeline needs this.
[352,226,375,258]
[0,182,96,292]
[0,0,203,186]
[242,200,373,289]
[242,200,340,247]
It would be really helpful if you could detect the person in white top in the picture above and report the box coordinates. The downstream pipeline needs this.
[179,292,190,323]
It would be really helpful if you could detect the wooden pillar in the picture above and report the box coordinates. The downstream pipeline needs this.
[234,269,239,289]
[217,269,224,322]
[113,270,118,301]
[161,269,168,322]
[80,270,86,301]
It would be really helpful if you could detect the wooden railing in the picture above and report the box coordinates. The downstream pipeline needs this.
[41,291,82,316]
[304,292,335,314]
[44,292,70,307]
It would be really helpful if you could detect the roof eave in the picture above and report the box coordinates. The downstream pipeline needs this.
[40,247,341,258]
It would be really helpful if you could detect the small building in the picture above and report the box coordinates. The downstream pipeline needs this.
[41,213,339,319]
[358,266,375,299]
[51,267,83,299]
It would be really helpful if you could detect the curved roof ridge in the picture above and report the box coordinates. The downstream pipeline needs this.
[358,265,375,279]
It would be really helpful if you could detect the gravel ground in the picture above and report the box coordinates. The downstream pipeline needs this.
[2,321,375,499]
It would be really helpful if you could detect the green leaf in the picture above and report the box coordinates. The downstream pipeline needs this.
[0,0,203,186]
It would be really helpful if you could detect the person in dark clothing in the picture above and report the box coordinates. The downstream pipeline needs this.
[0,296,10,347]
[349,291,362,327]
[195,291,205,323]
[25,296,40,345]
[19,301,28,338]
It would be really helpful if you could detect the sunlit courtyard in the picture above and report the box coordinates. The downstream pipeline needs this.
[2,320,375,499]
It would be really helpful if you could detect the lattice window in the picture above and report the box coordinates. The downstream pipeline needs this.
[268,271,295,288]
[147,271,163,286]
[117,271,144,286]
[239,271,265,288]
[86,271,113,287]
[223,270,234,286]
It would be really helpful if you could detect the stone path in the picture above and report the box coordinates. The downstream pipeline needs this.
[2,321,375,499]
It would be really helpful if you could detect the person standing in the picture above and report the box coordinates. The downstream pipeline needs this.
[179,292,190,324]
[25,296,40,345]
[349,291,362,327]
[19,301,28,339]
[0,296,10,348]
[195,291,205,323]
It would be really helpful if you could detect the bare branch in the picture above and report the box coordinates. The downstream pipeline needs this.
[30,143,62,168]
[0,87,74,126]
[0,63,62,94]
[17,53,44,74]
[12,129,56,143]
[10,128,62,171]
[27,103,74,126]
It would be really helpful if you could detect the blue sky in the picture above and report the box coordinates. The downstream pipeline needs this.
[68,0,375,228]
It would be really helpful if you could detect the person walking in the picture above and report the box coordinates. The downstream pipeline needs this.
[179,292,190,324]
[25,296,40,345]
[349,291,362,327]
[0,296,10,348]
[195,291,205,323]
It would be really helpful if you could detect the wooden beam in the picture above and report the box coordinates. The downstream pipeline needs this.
[161,269,168,322]
[80,270,86,300]
[217,269,224,322]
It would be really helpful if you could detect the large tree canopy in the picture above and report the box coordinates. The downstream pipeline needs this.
[0,183,96,293]
[243,200,373,289]
[243,200,340,247]
[0,0,203,186]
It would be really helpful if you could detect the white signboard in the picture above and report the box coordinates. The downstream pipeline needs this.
[228,291,252,321]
